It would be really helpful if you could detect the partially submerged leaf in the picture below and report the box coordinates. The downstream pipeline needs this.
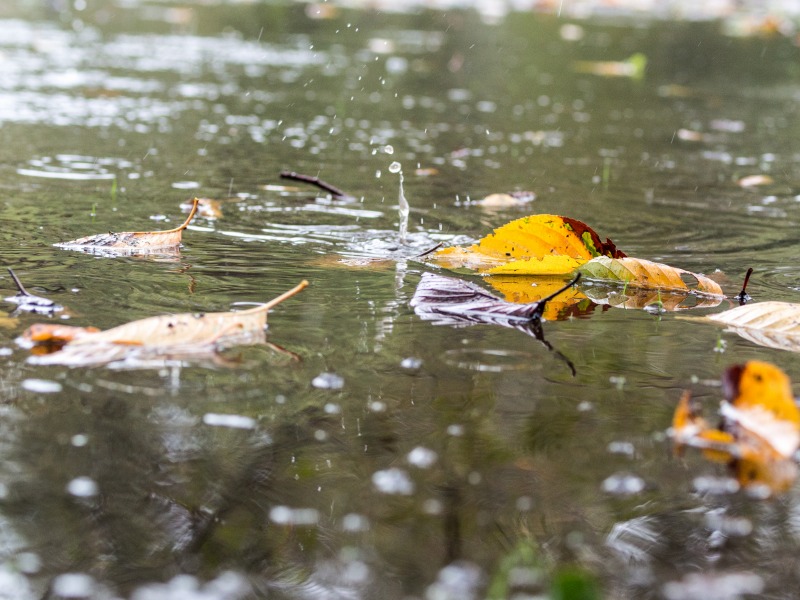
[21,280,308,367]
[670,361,800,494]
[578,256,723,297]
[705,301,800,352]
[484,275,594,320]
[410,272,578,335]
[429,214,624,275]
[55,198,199,254]
[4,268,63,315]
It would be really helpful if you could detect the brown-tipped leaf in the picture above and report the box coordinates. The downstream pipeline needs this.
[23,280,308,367]
[55,198,199,253]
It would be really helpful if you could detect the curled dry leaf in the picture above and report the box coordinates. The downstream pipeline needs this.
[430,214,625,275]
[704,301,800,352]
[21,280,308,367]
[55,198,199,254]
[578,256,723,297]
[670,361,800,494]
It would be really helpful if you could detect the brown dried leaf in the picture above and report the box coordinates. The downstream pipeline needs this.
[705,301,800,352]
[55,198,199,253]
[22,280,308,367]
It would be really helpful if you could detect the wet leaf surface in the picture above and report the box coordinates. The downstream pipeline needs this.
[55,198,199,254]
[20,280,308,367]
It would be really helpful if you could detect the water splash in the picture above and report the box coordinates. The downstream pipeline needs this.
[389,161,409,244]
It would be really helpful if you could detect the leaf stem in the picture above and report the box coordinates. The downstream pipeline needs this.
[240,280,310,315]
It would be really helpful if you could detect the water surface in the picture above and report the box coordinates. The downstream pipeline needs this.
[1,2,800,598]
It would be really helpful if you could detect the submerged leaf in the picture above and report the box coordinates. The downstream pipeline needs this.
[410,272,578,336]
[21,280,308,367]
[578,256,723,296]
[485,275,594,320]
[669,361,800,494]
[55,198,199,254]
[429,214,624,275]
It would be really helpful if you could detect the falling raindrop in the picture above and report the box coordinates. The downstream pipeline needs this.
[388,161,402,173]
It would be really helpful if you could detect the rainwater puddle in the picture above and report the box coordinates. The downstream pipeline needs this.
[1,2,800,599]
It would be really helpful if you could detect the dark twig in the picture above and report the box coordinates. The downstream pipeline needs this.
[279,171,349,198]
[7,268,30,296]
[414,242,444,258]
[736,267,753,305]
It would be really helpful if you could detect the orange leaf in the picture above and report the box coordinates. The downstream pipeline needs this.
[55,198,199,254]
[669,361,800,495]
[720,361,800,458]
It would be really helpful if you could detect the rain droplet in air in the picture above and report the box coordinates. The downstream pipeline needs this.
[388,161,402,174]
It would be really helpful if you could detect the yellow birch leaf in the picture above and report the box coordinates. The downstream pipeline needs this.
[486,256,585,276]
[429,214,624,274]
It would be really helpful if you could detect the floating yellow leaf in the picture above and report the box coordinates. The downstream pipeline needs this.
[430,214,624,275]
[578,256,723,296]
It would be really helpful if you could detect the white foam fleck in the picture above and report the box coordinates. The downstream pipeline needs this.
[202,413,256,430]
[21,379,62,393]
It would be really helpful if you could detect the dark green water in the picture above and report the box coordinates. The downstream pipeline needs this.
[1,2,800,598]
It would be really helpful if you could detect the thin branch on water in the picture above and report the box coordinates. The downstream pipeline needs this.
[279,171,349,198]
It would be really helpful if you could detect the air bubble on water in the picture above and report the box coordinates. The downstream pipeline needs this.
[312,372,345,390]
[342,513,370,532]
[52,573,96,599]
[601,472,645,495]
[401,356,422,369]
[372,467,414,495]
[22,379,62,393]
[388,161,402,174]
[407,446,438,468]
[67,476,99,498]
